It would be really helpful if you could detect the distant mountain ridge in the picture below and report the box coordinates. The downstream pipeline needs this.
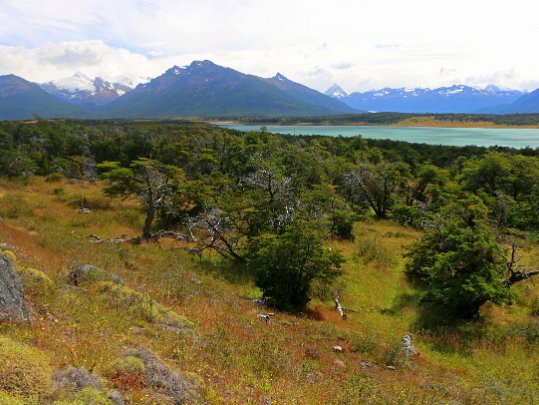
[0,75,85,120]
[41,73,135,108]
[327,84,527,113]
[100,60,359,118]
[479,88,539,114]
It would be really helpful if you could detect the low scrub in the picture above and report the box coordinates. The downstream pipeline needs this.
[98,281,194,331]
[356,230,397,268]
[0,337,52,400]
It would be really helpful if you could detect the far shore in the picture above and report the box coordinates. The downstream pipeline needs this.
[207,118,539,129]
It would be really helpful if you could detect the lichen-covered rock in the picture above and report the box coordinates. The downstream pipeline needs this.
[122,348,202,404]
[0,253,29,322]
[69,264,124,286]
[52,366,102,394]
[107,389,125,405]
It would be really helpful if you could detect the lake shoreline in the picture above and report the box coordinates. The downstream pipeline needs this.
[208,119,539,129]
[216,123,539,148]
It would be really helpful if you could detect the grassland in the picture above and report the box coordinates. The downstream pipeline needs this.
[1,177,539,403]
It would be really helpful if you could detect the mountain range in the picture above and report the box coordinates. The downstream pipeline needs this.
[0,61,358,120]
[324,84,528,114]
[1,60,539,120]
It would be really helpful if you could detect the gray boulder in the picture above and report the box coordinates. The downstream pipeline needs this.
[123,348,202,404]
[0,254,29,322]
[52,366,102,394]
[69,264,124,286]
[107,389,125,405]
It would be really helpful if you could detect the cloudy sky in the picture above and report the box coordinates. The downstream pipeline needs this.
[1,0,539,92]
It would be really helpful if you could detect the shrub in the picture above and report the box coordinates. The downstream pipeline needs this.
[106,356,145,377]
[392,204,424,229]
[247,218,343,311]
[0,337,52,399]
[45,173,64,183]
[404,198,510,319]
[356,231,396,268]
[0,391,25,405]
[19,266,54,294]
[53,387,112,405]
[330,210,355,241]
[98,282,194,331]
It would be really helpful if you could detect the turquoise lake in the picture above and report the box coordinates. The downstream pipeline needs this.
[218,124,539,148]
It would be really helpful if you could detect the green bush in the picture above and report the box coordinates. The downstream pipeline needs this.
[106,355,145,377]
[45,173,64,183]
[330,210,355,241]
[392,204,424,229]
[53,387,112,405]
[19,266,54,294]
[247,218,343,311]
[404,198,510,319]
[0,391,25,405]
[0,337,52,399]
[98,281,194,330]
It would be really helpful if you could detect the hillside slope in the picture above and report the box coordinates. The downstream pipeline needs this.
[1,176,538,403]
[0,75,85,119]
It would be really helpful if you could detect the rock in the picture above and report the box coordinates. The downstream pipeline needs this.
[69,264,124,286]
[107,389,125,405]
[332,345,343,353]
[52,366,102,394]
[386,365,396,371]
[334,359,346,369]
[252,298,268,307]
[360,360,374,369]
[304,371,323,383]
[0,254,29,322]
[123,348,202,404]
[304,348,319,360]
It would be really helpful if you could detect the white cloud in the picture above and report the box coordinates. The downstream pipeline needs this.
[1,0,539,91]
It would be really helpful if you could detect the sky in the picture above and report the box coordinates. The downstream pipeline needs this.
[1,0,539,92]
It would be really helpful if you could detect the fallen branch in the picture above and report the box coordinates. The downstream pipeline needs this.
[88,234,139,244]
[257,313,275,323]
[150,230,191,241]
[505,269,539,287]
[335,294,359,319]
[335,295,346,319]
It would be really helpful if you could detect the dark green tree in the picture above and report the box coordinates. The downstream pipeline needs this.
[246,217,343,311]
[404,197,511,319]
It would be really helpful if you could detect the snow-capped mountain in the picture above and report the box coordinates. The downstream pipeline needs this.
[101,60,359,118]
[41,73,136,108]
[326,84,527,113]
[324,84,348,99]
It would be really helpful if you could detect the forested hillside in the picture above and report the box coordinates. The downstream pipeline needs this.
[1,119,539,403]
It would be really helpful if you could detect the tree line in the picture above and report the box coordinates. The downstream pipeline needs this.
[1,119,538,318]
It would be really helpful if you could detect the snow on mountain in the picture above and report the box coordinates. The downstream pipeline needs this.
[41,73,136,107]
[53,72,95,92]
[324,84,348,99]
[326,84,526,113]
